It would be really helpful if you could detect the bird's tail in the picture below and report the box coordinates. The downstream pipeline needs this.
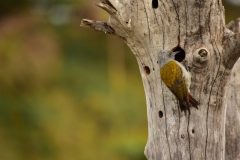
[188,93,199,109]
[179,93,199,114]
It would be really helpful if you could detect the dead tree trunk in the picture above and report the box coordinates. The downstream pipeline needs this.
[225,18,240,160]
[225,59,240,160]
[81,1,240,159]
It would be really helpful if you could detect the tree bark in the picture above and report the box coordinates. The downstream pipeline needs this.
[81,1,240,159]
[225,18,240,160]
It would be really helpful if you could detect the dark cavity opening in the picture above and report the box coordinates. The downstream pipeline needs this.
[158,110,163,118]
[192,129,195,134]
[198,49,208,57]
[172,46,185,62]
[152,0,158,9]
[144,66,151,75]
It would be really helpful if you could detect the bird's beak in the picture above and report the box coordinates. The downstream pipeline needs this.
[170,51,180,56]
[168,51,180,58]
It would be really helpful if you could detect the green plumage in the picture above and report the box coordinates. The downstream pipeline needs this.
[158,51,199,113]
[160,60,188,103]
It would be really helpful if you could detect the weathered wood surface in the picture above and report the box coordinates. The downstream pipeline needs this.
[225,18,240,160]
[81,1,240,159]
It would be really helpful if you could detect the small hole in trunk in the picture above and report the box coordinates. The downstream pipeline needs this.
[158,110,163,118]
[152,0,158,9]
[144,66,151,75]
[192,129,195,134]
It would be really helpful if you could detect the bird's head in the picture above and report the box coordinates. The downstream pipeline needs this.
[157,50,180,67]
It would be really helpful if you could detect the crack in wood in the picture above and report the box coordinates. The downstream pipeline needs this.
[161,81,173,160]
[152,7,165,49]
[153,10,165,49]
[184,0,188,48]
[187,114,192,160]
[143,1,151,41]
[205,49,222,160]
[177,103,181,160]
[136,0,139,23]
[204,8,216,155]
[198,0,203,42]
[171,0,181,45]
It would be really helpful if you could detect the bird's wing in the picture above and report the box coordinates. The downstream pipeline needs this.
[160,60,188,101]
[175,61,191,91]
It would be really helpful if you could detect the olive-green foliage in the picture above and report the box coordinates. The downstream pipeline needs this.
[0,0,31,17]
[0,1,148,160]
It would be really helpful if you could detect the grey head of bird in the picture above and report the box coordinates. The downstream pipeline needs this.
[157,50,180,68]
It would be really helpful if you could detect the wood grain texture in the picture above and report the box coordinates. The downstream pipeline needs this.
[81,0,240,159]
[225,18,240,160]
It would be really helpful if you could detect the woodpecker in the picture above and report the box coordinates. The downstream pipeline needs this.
[158,50,199,113]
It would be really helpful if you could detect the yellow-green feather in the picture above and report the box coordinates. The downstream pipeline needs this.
[160,60,188,102]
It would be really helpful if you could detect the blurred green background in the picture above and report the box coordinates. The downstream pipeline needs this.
[0,0,238,160]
